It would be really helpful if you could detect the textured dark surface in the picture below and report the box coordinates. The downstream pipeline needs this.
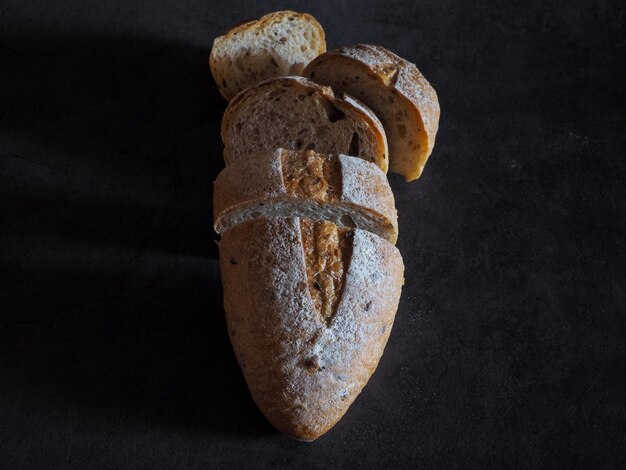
[1,0,625,468]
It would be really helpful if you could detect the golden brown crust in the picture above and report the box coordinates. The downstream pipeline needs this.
[219,217,404,440]
[282,149,340,203]
[370,45,440,160]
[213,149,398,243]
[300,219,353,325]
[217,11,324,44]
[303,44,440,181]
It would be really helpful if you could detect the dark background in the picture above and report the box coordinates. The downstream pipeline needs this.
[1,0,624,468]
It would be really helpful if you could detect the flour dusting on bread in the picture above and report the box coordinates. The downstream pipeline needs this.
[219,217,403,440]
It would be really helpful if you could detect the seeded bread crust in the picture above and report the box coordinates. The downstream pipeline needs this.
[210,10,326,101]
[219,217,404,441]
[304,44,440,181]
[213,149,398,243]
[221,76,389,172]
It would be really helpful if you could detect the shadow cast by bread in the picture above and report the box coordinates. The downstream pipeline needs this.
[0,30,273,437]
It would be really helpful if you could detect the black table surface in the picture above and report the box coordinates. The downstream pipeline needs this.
[1,0,624,468]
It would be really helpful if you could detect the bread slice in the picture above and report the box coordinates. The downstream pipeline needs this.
[214,149,398,243]
[221,77,389,172]
[210,11,326,101]
[303,44,440,181]
[219,217,404,440]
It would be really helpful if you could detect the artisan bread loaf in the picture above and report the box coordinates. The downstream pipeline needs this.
[221,77,389,172]
[304,44,440,181]
[214,148,398,243]
[210,11,326,101]
[218,217,404,441]
[214,149,404,440]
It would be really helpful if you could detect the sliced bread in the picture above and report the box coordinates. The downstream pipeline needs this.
[210,11,326,101]
[214,148,398,243]
[221,77,389,172]
[304,44,440,181]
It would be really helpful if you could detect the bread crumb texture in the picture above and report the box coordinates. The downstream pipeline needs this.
[221,77,388,172]
[210,11,326,100]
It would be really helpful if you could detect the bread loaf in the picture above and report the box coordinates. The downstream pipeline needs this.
[214,148,398,243]
[221,77,389,172]
[210,10,326,101]
[208,15,442,442]
[304,44,440,181]
[214,148,404,440]
[218,217,403,441]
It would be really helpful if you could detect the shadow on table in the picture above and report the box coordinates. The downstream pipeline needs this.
[0,31,273,437]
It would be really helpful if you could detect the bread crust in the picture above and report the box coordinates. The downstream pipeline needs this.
[304,44,440,181]
[213,149,398,243]
[221,76,389,172]
[216,10,324,45]
[219,217,404,441]
[210,11,326,101]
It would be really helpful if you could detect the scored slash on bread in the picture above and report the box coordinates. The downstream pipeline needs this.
[219,217,404,441]
[304,44,440,181]
[214,149,398,243]
[210,10,326,101]
[221,76,389,173]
